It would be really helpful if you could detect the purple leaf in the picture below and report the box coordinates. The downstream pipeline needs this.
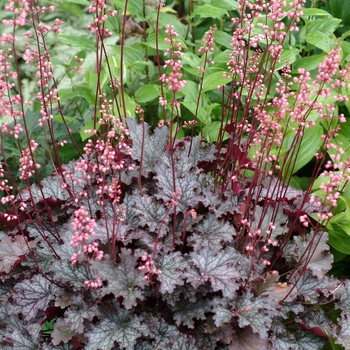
[51,240,90,290]
[336,315,350,349]
[159,331,198,350]
[183,136,216,166]
[335,280,350,314]
[232,291,277,339]
[93,216,132,245]
[85,304,149,350]
[127,118,168,175]
[249,205,288,241]
[229,326,270,350]
[21,175,70,202]
[64,295,99,334]
[291,270,340,303]
[206,320,236,344]
[8,327,39,349]
[51,318,76,346]
[132,194,169,234]
[54,290,75,308]
[90,250,148,310]
[187,246,240,298]
[253,176,304,202]
[172,298,209,328]
[10,274,59,321]
[0,235,36,273]
[154,150,202,211]
[262,281,297,303]
[294,231,333,278]
[187,214,234,252]
[143,316,178,349]
[294,331,327,349]
[211,297,234,327]
[156,251,187,294]
[296,309,331,339]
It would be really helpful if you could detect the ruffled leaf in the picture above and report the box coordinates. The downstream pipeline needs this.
[160,332,198,350]
[21,176,70,202]
[90,250,148,310]
[135,340,154,350]
[43,342,75,350]
[64,294,100,334]
[254,272,297,302]
[61,159,90,196]
[270,320,325,349]
[232,291,277,339]
[54,290,75,308]
[144,316,178,349]
[162,284,198,307]
[192,324,217,349]
[296,309,331,338]
[51,318,76,346]
[8,327,39,350]
[172,299,209,328]
[335,280,350,314]
[229,326,270,350]
[154,150,201,211]
[0,302,42,349]
[249,205,288,240]
[254,176,303,202]
[187,214,234,252]
[270,320,297,349]
[132,194,169,233]
[211,298,233,327]
[336,315,350,349]
[51,240,90,290]
[85,304,149,350]
[9,274,59,321]
[294,232,333,278]
[183,136,216,166]
[294,331,326,349]
[0,235,36,273]
[213,190,240,219]
[291,270,339,303]
[127,118,168,175]
[207,320,235,344]
[93,216,133,245]
[23,233,55,273]
[156,251,187,294]
[187,246,240,298]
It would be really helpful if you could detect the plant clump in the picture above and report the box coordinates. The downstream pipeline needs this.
[1,0,350,349]
[0,120,348,349]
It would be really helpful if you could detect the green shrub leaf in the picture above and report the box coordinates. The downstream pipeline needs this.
[135,84,160,103]
[304,31,336,53]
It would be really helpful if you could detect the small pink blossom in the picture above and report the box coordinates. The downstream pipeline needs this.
[19,140,41,180]
[159,97,168,106]
[138,252,161,280]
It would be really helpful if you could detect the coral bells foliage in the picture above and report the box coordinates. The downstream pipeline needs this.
[0,120,349,349]
[2,0,350,350]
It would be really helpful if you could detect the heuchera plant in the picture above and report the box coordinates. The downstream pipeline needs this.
[1,0,350,349]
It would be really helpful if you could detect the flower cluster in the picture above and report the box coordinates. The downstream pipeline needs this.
[19,140,41,180]
[70,206,104,287]
[138,252,162,280]
[70,206,98,249]
[159,25,187,106]
[198,25,216,55]
[72,94,135,204]
[87,0,117,36]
